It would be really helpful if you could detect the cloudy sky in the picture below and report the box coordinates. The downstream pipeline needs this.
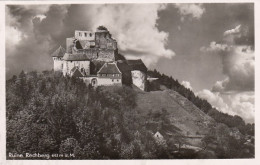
[6,3,254,123]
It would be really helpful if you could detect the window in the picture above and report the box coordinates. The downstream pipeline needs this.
[90,33,92,37]
[117,79,119,82]
[107,43,112,47]
[85,33,87,37]
[112,79,114,82]
[79,32,82,36]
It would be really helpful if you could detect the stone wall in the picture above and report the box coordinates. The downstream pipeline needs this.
[63,60,90,76]
[97,49,116,62]
[81,77,98,87]
[131,70,147,91]
[53,57,63,71]
[75,30,95,41]
[71,48,115,62]
[82,76,122,87]
[95,32,117,50]
[97,77,122,86]
[66,38,74,53]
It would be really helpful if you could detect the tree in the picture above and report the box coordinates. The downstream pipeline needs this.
[97,25,108,31]
[201,135,216,150]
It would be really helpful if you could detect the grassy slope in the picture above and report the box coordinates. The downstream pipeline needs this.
[135,89,215,147]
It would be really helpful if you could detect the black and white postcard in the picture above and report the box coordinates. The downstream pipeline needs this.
[0,0,259,165]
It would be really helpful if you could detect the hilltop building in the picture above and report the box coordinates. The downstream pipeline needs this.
[51,26,147,91]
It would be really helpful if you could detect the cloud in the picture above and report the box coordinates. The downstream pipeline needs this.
[211,78,229,92]
[196,89,231,114]
[175,4,205,20]
[6,6,23,50]
[34,4,175,66]
[214,46,254,92]
[22,5,50,14]
[224,24,241,36]
[181,81,193,91]
[6,5,56,77]
[223,24,253,47]
[210,45,254,92]
[87,4,175,66]
[199,24,254,122]
[196,89,254,123]
[6,4,175,78]
[200,25,254,92]
[200,41,229,52]
[230,92,254,123]
[33,14,46,21]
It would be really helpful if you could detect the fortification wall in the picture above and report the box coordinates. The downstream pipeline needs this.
[53,57,63,71]
[72,48,116,62]
[66,38,74,53]
[72,49,98,59]
[95,32,117,50]
[75,30,95,41]
[131,70,147,91]
[97,49,115,62]
[63,60,90,76]
[97,77,122,86]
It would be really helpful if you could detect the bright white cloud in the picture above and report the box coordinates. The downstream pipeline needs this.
[175,4,205,20]
[200,41,229,52]
[224,24,241,36]
[23,5,50,14]
[199,24,254,123]
[86,4,175,66]
[6,5,50,55]
[6,4,174,76]
[33,14,47,21]
[212,45,254,91]
[6,7,23,55]
[196,89,231,114]
[181,81,193,91]
[6,26,22,47]
[201,25,254,92]
[6,5,54,77]
[212,78,229,92]
[196,89,254,123]
[230,92,254,123]
[223,25,245,44]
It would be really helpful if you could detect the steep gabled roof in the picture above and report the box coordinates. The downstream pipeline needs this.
[75,40,83,49]
[63,53,90,61]
[71,66,79,73]
[78,40,87,48]
[116,60,132,73]
[126,59,147,72]
[97,62,121,74]
[51,46,66,57]
[72,68,83,77]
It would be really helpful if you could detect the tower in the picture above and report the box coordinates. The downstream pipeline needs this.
[51,46,66,72]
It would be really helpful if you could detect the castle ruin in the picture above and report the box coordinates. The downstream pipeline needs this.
[52,26,147,91]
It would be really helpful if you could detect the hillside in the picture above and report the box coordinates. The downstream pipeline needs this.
[6,70,254,159]
[147,69,254,136]
[136,90,214,138]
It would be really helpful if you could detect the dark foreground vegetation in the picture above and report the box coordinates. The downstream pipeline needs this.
[6,70,254,159]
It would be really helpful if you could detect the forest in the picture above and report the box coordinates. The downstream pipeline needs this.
[6,70,254,159]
